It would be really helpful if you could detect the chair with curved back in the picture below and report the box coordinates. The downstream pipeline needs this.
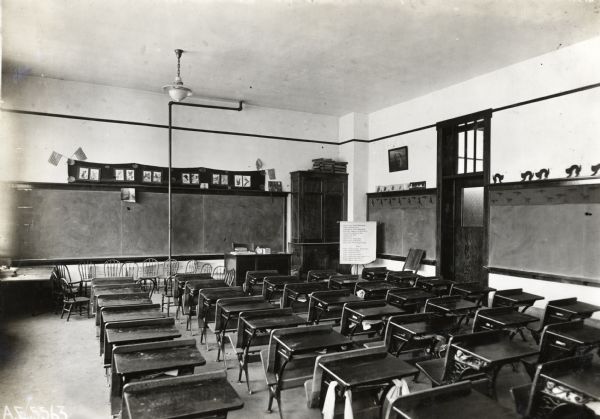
[120,261,138,279]
[224,269,236,287]
[200,263,213,274]
[104,259,122,277]
[60,278,90,321]
[185,260,199,273]
[212,266,226,281]
[161,259,180,316]
[138,258,159,296]
[55,264,82,295]
[77,261,96,296]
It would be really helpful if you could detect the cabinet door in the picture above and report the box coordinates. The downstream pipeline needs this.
[299,177,323,242]
[323,193,344,241]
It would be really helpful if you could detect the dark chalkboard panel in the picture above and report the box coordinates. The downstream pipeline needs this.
[367,191,436,259]
[488,183,600,279]
[13,185,285,260]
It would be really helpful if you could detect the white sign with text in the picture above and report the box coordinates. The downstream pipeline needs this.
[339,221,377,265]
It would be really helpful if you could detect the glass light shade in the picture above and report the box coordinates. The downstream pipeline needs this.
[165,85,192,101]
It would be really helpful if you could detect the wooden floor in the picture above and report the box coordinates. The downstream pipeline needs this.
[0,294,533,418]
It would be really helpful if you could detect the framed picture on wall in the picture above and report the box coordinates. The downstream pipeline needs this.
[234,175,243,187]
[152,171,162,183]
[78,167,89,180]
[212,174,220,184]
[242,175,251,188]
[200,182,209,189]
[125,169,135,181]
[191,173,199,184]
[115,169,124,181]
[142,170,152,183]
[388,146,408,172]
[89,168,100,181]
[220,174,229,185]
[182,173,190,184]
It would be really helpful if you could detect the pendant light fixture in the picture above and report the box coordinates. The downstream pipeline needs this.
[162,49,192,102]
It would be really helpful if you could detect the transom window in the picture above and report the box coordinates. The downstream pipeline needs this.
[456,119,484,174]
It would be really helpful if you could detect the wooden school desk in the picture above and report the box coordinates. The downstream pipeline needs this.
[341,302,406,338]
[415,277,454,296]
[110,339,206,415]
[473,307,539,340]
[392,380,520,419]
[121,371,244,419]
[355,281,406,300]
[98,304,165,353]
[545,321,600,355]
[387,288,435,312]
[262,275,301,302]
[281,282,329,312]
[450,282,496,306]
[225,252,292,287]
[540,360,600,405]
[318,351,418,408]
[103,318,181,366]
[95,292,152,325]
[0,266,53,316]
[546,298,600,320]
[309,291,363,324]
[492,288,544,313]
[197,287,246,338]
[244,270,280,295]
[385,271,420,287]
[425,296,479,327]
[181,279,226,317]
[450,330,539,398]
[92,284,142,313]
[386,314,456,357]
[90,276,134,302]
[328,275,366,291]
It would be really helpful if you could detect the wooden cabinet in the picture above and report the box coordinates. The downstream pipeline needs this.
[224,253,291,286]
[290,171,348,277]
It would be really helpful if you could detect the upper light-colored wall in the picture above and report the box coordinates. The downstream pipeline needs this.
[367,36,600,192]
[1,75,340,190]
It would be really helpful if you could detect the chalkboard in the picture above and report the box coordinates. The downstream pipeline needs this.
[366,191,436,259]
[13,186,286,260]
[488,183,600,279]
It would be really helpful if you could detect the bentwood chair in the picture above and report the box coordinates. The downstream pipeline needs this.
[212,266,226,281]
[224,269,236,287]
[137,258,160,296]
[77,261,96,296]
[104,259,122,277]
[120,261,138,279]
[200,263,213,274]
[60,278,90,321]
[185,260,199,273]
[160,259,179,315]
[55,264,82,295]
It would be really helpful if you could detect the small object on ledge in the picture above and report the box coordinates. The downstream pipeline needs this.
[535,168,550,180]
[565,164,582,178]
[492,173,504,184]
[591,163,600,176]
[520,171,533,181]
[409,181,426,189]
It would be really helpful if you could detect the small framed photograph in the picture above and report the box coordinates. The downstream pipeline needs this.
[152,171,162,183]
[200,183,209,189]
[268,181,282,192]
[142,170,152,183]
[191,173,199,184]
[242,176,251,188]
[220,174,229,185]
[89,168,100,181]
[182,173,190,184]
[126,169,135,181]
[115,169,124,181]
[212,174,220,184]
[78,167,89,180]
[121,187,136,203]
[388,146,408,172]
[234,175,243,187]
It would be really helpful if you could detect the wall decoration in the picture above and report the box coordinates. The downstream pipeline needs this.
[535,168,550,180]
[200,183,209,189]
[520,170,533,181]
[592,163,600,176]
[565,164,582,178]
[191,173,199,184]
[243,176,251,187]
[409,181,426,189]
[120,188,136,203]
[142,170,152,183]
[492,173,504,184]
[152,171,162,183]
[89,168,100,181]
[126,170,135,181]
[78,167,89,180]
[388,146,408,172]
[115,169,124,181]
[212,174,220,184]
[234,175,243,187]
[268,181,282,192]
[220,174,229,185]
[182,173,190,184]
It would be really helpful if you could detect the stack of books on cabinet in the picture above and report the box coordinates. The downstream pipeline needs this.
[311,158,348,174]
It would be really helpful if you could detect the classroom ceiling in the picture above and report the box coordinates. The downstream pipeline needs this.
[2,0,600,116]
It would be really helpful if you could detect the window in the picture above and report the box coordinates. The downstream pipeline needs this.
[456,120,484,174]
[462,186,484,226]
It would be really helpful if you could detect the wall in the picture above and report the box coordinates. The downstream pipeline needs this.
[365,36,600,316]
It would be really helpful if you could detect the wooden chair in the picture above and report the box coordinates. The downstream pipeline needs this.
[185,260,199,273]
[160,260,179,316]
[137,258,159,296]
[55,264,83,295]
[511,354,596,419]
[414,332,487,386]
[200,263,213,274]
[78,261,96,280]
[304,345,390,418]
[161,258,179,287]
[224,269,236,287]
[60,278,90,321]
[104,259,122,277]
[212,265,226,281]
[120,261,138,279]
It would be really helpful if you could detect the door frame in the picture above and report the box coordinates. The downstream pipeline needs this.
[435,109,492,285]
